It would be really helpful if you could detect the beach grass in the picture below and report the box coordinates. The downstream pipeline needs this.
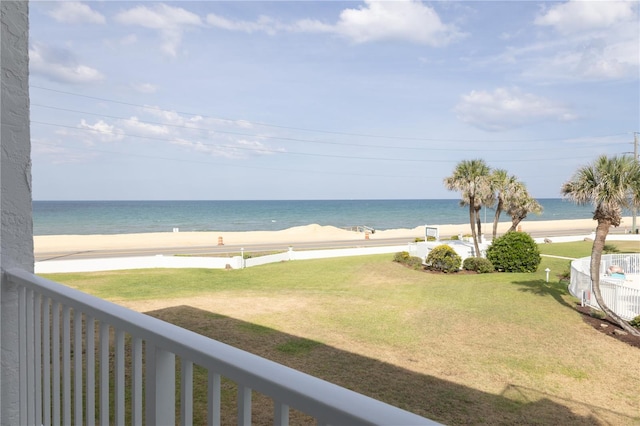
[40,245,640,425]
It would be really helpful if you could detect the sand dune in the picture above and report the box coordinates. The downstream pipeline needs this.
[33,217,636,254]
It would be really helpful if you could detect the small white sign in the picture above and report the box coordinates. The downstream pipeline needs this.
[425,226,439,241]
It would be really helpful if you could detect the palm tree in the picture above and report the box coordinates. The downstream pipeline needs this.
[489,169,518,239]
[562,155,640,337]
[460,179,494,243]
[506,185,543,232]
[444,159,491,257]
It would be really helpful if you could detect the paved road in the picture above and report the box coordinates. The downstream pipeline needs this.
[35,238,411,262]
[35,225,626,262]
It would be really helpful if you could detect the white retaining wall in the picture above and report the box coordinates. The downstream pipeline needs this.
[36,233,640,274]
[36,255,243,273]
[36,245,410,273]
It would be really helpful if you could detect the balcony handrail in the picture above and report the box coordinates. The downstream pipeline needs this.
[6,267,438,425]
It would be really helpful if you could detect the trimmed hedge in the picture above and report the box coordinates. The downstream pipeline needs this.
[486,231,541,272]
[393,251,424,270]
[425,245,461,273]
[462,257,494,273]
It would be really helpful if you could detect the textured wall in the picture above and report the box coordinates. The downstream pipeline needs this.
[1,0,32,266]
[1,1,32,423]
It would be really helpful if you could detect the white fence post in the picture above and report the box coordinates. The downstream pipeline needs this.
[146,344,176,426]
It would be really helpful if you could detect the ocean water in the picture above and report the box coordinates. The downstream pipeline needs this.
[32,199,599,236]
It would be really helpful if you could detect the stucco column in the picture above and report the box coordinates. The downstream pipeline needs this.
[1,1,33,424]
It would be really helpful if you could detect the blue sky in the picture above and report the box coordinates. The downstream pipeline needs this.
[29,1,639,200]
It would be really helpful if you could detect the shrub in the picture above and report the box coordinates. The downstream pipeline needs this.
[393,251,411,263]
[603,244,619,254]
[462,257,494,273]
[393,251,424,270]
[486,231,541,272]
[425,245,461,273]
[590,309,606,319]
[629,315,640,329]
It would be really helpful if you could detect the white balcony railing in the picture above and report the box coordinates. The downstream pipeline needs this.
[6,267,438,426]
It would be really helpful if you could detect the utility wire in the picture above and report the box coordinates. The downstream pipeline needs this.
[31,140,430,179]
[31,103,624,153]
[31,140,579,181]
[31,85,630,144]
[30,120,600,163]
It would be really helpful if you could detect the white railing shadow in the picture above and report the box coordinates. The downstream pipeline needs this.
[7,268,437,426]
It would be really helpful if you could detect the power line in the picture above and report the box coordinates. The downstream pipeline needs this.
[30,140,430,179]
[31,103,624,153]
[30,120,600,163]
[31,85,629,144]
[31,139,581,181]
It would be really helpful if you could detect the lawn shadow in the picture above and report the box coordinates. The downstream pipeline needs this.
[143,305,634,425]
[512,278,575,309]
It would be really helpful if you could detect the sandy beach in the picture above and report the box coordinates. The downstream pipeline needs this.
[33,217,636,254]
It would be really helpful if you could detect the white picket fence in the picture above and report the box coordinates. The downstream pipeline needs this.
[569,253,640,321]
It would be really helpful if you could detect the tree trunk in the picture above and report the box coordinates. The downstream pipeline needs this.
[590,220,640,337]
[492,199,503,239]
[508,212,527,233]
[475,206,482,243]
[468,197,481,258]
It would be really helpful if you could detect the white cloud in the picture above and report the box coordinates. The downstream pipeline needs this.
[142,107,255,134]
[121,117,169,137]
[206,14,280,35]
[29,43,105,84]
[535,0,636,34]
[132,83,158,94]
[525,37,636,81]
[135,108,280,158]
[115,4,203,57]
[49,1,106,25]
[331,0,463,46]
[454,87,577,131]
[236,139,281,155]
[526,0,639,81]
[289,18,334,34]
[170,137,280,159]
[207,0,463,46]
[78,119,124,143]
[142,108,205,130]
[170,138,242,159]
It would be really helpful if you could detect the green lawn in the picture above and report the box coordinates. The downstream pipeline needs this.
[41,243,640,425]
[538,240,640,258]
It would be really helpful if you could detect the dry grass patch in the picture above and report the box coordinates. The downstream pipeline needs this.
[43,253,640,425]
